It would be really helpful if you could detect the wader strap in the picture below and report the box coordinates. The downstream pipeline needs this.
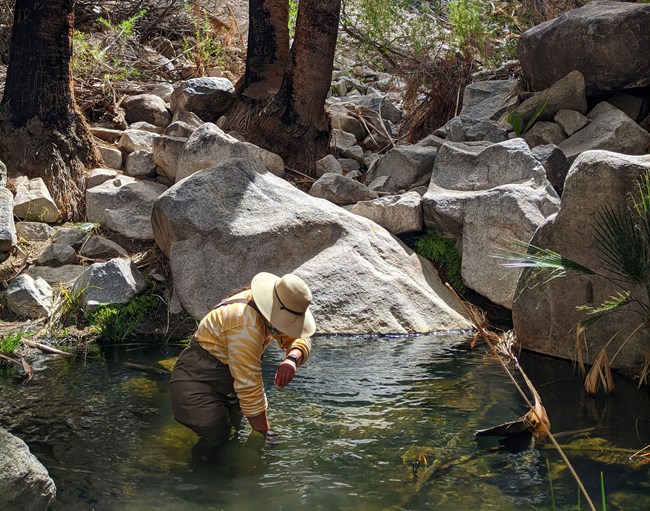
[215,298,261,316]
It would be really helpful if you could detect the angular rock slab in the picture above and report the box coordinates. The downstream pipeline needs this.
[422,139,560,308]
[6,274,53,318]
[0,187,17,252]
[12,176,60,222]
[512,151,650,370]
[350,191,423,235]
[0,427,56,511]
[86,176,169,240]
[152,158,471,334]
[73,258,147,312]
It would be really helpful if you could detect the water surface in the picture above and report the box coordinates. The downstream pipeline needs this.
[1,334,648,510]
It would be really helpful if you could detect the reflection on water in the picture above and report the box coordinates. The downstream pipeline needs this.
[0,335,649,511]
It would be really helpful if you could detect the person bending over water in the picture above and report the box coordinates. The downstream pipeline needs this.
[170,272,316,445]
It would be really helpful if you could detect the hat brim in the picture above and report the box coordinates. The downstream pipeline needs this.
[251,272,316,338]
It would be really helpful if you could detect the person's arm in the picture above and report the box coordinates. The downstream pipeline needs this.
[274,348,304,388]
[224,325,269,429]
[247,410,270,435]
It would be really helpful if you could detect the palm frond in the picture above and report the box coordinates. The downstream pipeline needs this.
[493,240,597,287]
[592,204,648,285]
[584,349,614,396]
[576,292,632,328]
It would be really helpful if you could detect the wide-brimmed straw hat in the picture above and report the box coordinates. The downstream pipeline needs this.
[251,272,316,338]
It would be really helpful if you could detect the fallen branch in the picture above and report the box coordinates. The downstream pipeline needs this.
[126,360,170,376]
[445,282,598,511]
[22,339,75,357]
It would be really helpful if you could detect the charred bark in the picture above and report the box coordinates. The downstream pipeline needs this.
[228,0,341,172]
[238,0,290,100]
[0,0,101,221]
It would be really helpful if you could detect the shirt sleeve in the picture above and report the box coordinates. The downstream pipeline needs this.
[275,334,312,364]
[223,323,267,417]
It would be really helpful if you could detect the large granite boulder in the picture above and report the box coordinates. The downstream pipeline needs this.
[512,151,650,370]
[422,139,560,308]
[152,158,471,334]
[518,1,650,95]
[0,427,56,511]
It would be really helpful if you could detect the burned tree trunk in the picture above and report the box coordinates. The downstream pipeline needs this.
[238,0,290,100]
[229,0,341,171]
[0,0,101,221]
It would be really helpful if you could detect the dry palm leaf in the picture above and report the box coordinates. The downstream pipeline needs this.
[638,354,650,389]
[584,349,614,396]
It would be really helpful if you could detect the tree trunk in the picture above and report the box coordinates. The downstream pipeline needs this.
[237,0,341,171]
[0,0,101,221]
[238,0,290,100]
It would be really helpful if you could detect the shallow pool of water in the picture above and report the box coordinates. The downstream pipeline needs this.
[1,334,649,510]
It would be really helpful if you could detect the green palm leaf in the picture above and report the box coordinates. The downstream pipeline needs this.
[577,291,632,328]
[494,240,596,286]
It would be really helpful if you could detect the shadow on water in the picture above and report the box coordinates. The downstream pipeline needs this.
[0,335,649,511]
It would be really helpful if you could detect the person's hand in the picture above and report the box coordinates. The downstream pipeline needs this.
[274,359,296,388]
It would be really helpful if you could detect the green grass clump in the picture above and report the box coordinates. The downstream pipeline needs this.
[0,331,24,354]
[414,231,466,293]
[88,293,159,344]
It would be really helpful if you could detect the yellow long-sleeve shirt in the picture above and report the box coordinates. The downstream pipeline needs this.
[194,289,312,417]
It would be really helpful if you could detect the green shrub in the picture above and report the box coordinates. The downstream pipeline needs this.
[183,4,224,77]
[88,293,159,344]
[414,231,466,293]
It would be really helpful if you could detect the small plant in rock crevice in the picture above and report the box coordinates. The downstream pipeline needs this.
[414,230,466,294]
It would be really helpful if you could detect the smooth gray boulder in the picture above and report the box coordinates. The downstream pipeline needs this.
[512,151,650,370]
[516,70,588,127]
[176,123,285,182]
[121,93,171,127]
[170,77,236,122]
[79,235,129,259]
[124,150,156,177]
[6,274,53,318]
[36,242,78,267]
[518,1,650,95]
[423,139,560,308]
[0,427,56,511]
[72,258,147,312]
[86,177,168,240]
[86,168,119,188]
[52,227,90,250]
[531,144,570,197]
[441,80,518,142]
[152,158,471,334]
[96,143,123,170]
